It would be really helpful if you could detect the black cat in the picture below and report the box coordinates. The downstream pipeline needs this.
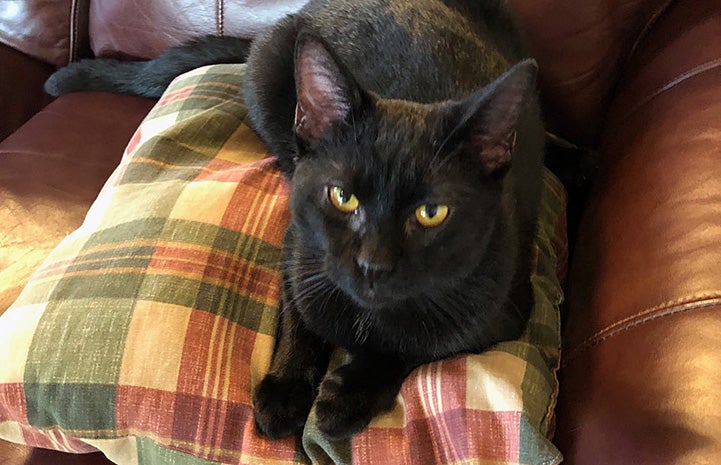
[46,0,545,440]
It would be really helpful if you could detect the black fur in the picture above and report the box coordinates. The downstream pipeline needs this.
[47,0,545,440]
[45,36,251,98]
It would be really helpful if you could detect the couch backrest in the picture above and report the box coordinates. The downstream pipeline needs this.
[0,0,676,146]
[88,0,308,60]
[0,0,90,67]
[509,0,675,145]
[0,0,307,66]
[85,0,675,145]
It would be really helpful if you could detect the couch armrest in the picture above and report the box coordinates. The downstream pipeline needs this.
[556,1,721,463]
[0,44,53,141]
[0,93,156,311]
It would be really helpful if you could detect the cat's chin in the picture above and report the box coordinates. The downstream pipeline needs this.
[344,286,398,311]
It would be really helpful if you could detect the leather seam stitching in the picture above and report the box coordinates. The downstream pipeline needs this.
[217,0,225,36]
[69,0,78,64]
[626,0,677,65]
[562,293,721,367]
[606,0,677,122]
[618,58,721,122]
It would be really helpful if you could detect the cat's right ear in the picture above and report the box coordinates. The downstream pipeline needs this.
[293,34,363,143]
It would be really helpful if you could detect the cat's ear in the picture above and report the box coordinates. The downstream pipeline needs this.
[293,33,363,142]
[452,59,538,177]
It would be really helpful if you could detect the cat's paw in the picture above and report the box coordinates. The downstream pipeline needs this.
[253,374,316,439]
[314,371,378,440]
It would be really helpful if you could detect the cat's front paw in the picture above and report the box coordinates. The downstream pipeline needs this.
[315,370,384,440]
[253,374,316,439]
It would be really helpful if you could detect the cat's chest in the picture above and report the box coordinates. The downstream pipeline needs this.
[298,297,465,363]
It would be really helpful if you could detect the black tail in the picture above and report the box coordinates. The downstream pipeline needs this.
[45,36,252,98]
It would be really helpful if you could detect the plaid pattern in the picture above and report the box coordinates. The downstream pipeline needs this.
[0,64,564,465]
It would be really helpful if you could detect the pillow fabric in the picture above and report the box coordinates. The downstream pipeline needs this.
[0,64,566,465]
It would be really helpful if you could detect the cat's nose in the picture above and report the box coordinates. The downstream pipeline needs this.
[355,255,393,285]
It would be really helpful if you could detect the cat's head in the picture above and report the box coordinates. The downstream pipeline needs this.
[287,33,537,310]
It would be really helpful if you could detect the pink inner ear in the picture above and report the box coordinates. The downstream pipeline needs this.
[474,130,516,174]
[295,43,351,140]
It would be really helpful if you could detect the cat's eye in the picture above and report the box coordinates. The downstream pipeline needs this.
[329,186,360,213]
[415,204,449,228]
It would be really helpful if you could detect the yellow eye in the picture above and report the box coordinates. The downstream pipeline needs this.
[329,186,360,213]
[415,204,449,228]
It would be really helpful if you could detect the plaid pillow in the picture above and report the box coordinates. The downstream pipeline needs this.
[0,64,565,465]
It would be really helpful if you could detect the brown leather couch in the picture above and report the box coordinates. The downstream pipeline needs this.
[1,1,720,464]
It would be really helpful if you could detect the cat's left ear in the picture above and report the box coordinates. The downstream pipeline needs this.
[452,59,538,177]
[293,33,365,143]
